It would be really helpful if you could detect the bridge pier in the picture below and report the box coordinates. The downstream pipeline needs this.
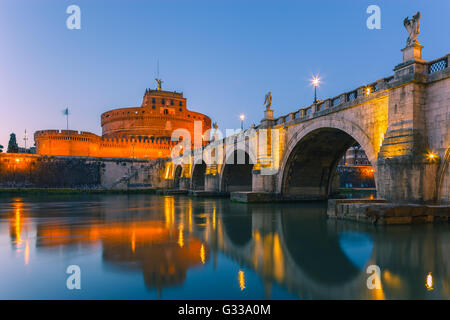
[377,157,439,203]
[179,177,191,190]
[376,55,445,204]
[252,170,276,192]
[205,173,220,192]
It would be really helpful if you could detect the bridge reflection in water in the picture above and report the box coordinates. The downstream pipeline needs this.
[2,195,449,299]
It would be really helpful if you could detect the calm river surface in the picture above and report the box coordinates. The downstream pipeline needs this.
[0,194,448,300]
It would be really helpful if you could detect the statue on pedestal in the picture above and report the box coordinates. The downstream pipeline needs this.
[262,92,274,121]
[155,78,163,90]
[264,92,272,110]
[403,12,421,46]
[212,122,219,141]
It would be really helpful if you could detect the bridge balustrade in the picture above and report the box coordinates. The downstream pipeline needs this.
[428,56,448,74]
[331,96,341,107]
[347,90,358,102]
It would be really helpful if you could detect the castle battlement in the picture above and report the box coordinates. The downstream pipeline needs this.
[99,136,176,145]
[145,89,184,98]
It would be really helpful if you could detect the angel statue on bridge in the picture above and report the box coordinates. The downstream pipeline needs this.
[403,12,421,46]
[264,92,272,110]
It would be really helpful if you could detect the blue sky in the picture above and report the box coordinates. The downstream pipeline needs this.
[0,0,449,149]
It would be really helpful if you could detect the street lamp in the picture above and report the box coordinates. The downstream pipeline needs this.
[311,76,320,103]
[427,152,437,161]
[240,114,245,130]
[23,130,28,150]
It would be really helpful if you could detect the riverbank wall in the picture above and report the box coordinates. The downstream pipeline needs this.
[0,153,168,190]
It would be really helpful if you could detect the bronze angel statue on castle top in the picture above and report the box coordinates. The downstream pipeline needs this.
[403,12,421,46]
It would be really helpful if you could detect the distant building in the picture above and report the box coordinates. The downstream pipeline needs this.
[18,147,36,154]
[337,144,374,189]
[339,144,370,166]
[34,82,211,159]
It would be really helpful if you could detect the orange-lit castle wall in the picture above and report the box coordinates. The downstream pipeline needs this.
[35,86,211,159]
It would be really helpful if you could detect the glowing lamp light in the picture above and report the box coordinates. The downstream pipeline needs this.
[425,272,434,291]
[15,158,20,163]
[311,76,320,87]
[427,152,437,161]
[239,114,245,130]
[366,87,372,96]
[311,75,321,103]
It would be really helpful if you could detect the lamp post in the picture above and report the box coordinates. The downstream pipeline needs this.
[240,114,245,130]
[23,130,28,150]
[311,76,320,103]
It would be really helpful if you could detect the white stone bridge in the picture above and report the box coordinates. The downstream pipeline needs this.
[163,46,449,204]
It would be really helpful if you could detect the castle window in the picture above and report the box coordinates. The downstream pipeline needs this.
[164,109,168,115]
[152,98,155,103]
[179,108,182,112]
[161,99,165,104]
[170,100,174,105]
[179,101,182,106]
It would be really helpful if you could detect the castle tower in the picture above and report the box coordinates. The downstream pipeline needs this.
[35,80,212,159]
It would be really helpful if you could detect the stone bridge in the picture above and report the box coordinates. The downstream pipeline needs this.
[163,46,449,204]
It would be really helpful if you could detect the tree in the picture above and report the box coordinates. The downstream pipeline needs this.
[0,144,3,153]
[7,133,19,153]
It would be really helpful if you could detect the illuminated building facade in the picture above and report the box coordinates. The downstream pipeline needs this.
[34,82,211,159]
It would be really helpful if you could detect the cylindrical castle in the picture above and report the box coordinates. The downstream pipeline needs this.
[35,83,211,159]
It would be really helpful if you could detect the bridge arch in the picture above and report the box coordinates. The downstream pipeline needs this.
[174,165,183,189]
[277,117,378,197]
[220,148,254,193]
[191,160,207,190]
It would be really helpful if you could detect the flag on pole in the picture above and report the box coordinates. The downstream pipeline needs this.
[62,107,69,130]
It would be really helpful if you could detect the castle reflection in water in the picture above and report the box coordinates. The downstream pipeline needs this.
[3,195,450,299]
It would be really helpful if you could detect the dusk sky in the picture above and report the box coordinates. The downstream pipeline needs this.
[1,0,449,149]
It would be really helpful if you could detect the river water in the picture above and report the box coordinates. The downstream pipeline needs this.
[0,194,448,299]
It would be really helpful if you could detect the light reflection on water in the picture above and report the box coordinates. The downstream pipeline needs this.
[0,194,448,300]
